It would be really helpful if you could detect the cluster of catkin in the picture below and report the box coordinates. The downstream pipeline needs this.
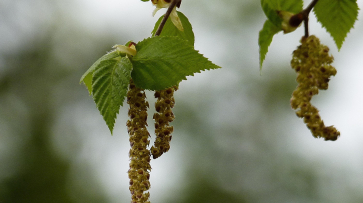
[127,80,151,203]
[151,86,177,159]
[126,80,177,202]
[290,35,340,141]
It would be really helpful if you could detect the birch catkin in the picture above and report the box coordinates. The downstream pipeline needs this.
[151,86,178,159]
[290,35,340,141]
[127,80,151,203]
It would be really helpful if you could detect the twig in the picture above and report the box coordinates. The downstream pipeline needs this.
[302,0,320,37]
[304,0,320,15]
[304,17,309,37]
[154,0,182,36]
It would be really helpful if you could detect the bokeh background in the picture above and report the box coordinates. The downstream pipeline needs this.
[1,0,363,202]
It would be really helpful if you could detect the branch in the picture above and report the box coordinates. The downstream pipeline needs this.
[154,0,182,36]
[302,0,320,37]
[289,0,320,37]
[303,17,309,37]
[304,0,319,15]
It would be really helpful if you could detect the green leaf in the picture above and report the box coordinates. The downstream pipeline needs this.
[259,20,281,70]
[130,36,220,90]
[261,0,303,28]
[259,0,303,70]
[80,51,120,94]
[314,0,359,50]
[92,57,133,134]
[152,11,195,46]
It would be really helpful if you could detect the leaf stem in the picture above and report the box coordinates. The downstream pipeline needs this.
[154,0,182,36]
[302,0,320,37]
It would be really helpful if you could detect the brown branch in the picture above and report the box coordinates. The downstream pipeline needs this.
[302,0,320,37]
[154,0,182,36]
[304,0,320,15]
[304,16,309,37]
[289,0,320,37]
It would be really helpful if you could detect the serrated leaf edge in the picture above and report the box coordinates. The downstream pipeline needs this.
[92,57,132,134]
[80,51,120,94]
[313,0,359,50]
[259,20,281,71]
[131,36,221,90]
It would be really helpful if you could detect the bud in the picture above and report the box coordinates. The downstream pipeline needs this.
[152,0,184,31]
[113,42,137,57]
[277,11,303,34]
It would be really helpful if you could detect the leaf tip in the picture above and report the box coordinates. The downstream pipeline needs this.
[108,126,114,135]
[259,60,264,72]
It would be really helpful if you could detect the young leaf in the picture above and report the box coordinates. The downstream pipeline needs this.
[261,0,303,28]
[80,51,120,94]
[130,36,220,90]
[92,57,133,134]
[314,0,359,50]
[259,20,281,70]
[152,11,195,46]
[259,0,303,70]
[261,0,283,28]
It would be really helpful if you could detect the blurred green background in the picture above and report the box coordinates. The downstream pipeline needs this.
[1,0,363,202]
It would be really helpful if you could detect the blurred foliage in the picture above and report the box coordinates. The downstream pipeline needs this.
[1,37,72,202]
[0,1,115,202]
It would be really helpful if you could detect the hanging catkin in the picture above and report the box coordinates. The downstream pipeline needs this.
[127,79,152,203]
[151,86,178,159]
[290,35,340,141]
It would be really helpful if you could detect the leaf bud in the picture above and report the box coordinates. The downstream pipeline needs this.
[151,0,184,31]
[277,11,302,34]
[113,43,137,57]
